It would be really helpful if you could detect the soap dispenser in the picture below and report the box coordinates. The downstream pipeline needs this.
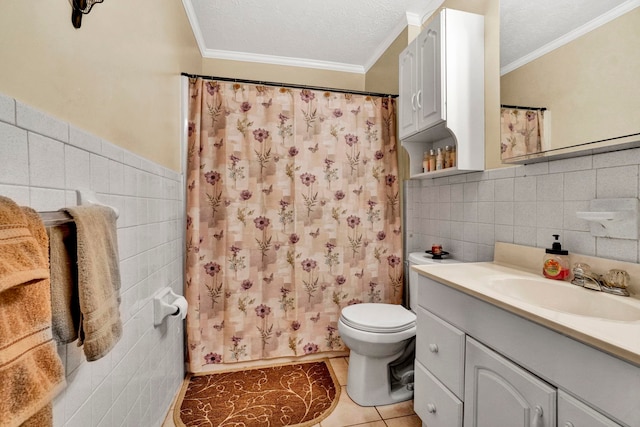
[543,234,570,280]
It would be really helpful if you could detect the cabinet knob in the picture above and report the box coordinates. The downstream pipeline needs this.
[531,405,543,427]
[427,403,437,414]
[429,343,439,353]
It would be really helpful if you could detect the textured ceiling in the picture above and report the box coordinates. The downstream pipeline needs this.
[182,0,636,73]
[183,0,444,72]
[500,0,630,70]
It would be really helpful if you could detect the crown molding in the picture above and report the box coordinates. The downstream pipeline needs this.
[501,0,640,75]
[201,49,365,74]
[363,13,418,72]
[181,0,207,57]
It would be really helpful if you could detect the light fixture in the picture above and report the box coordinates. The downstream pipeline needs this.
[71,0,104,29]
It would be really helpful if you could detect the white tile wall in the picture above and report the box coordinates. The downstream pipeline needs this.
[0,92,185,427]
[406,146,640,264]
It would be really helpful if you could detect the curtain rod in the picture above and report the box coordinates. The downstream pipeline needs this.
[181,73,399,99]
[501,104,547,111]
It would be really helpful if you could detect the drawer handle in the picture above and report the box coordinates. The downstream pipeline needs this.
[427,403,437,414]
[532,405,543,427]
[429,343,439,353]
[563,423,575,427]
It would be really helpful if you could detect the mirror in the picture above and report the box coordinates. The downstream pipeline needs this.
[499,1,640,163]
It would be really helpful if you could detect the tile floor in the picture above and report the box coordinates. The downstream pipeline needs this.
[162,356,422,427]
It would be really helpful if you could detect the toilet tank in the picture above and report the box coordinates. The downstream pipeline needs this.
[408,252,461,312]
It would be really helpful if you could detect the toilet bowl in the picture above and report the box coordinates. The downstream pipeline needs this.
[338,252,460,406]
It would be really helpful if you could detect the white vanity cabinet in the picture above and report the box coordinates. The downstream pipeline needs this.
[414,273,635,427]
[398,8,484,179]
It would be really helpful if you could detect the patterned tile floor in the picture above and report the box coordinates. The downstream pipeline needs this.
[162,356,422,427]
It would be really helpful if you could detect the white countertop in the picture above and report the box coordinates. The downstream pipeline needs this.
[413,261,640,367]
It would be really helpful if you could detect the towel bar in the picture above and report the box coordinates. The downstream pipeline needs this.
[39,211,74,227]
[38,189,119,227]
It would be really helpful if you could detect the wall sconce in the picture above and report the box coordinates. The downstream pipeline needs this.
[71,0,105,29]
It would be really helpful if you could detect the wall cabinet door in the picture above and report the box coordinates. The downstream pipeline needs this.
[464,337,557,427]
[398,41,418,140]
[558,391,623,427]
[416,12,444,131]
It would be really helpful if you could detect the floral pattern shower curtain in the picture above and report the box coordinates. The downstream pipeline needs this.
[500,107,546,160]
[185,78,401,372]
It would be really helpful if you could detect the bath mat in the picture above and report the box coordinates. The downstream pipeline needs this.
[174,359,340,427]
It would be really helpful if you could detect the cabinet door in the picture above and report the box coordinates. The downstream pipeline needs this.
[558,391,623,427]
[398,40,417,140]
[417,11,444,131]
[464,337,556,427]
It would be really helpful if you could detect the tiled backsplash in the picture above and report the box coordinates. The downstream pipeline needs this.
[0,92,185,427]
[406,149,640,264]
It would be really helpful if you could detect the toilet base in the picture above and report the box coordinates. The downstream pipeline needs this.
[346,349,414,406]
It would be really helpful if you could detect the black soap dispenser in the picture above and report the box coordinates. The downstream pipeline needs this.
[543,234,569,280]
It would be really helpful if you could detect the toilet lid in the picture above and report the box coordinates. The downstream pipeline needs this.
[340,303,416,333]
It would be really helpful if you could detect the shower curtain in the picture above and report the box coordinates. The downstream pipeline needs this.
[185,77,402,372]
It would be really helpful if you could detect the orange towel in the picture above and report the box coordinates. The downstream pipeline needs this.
[61,205,122,361]
[0,197,66,427]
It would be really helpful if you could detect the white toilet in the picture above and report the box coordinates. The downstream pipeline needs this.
[338,252,460,406]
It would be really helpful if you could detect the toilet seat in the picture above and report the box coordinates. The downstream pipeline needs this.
[340,303,416,333]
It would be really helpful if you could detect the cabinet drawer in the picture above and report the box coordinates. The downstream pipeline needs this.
[558,391,623,427]
[414,361,463,427]
[416,306,466,399]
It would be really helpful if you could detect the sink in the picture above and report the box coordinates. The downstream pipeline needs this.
[486,277,640,321]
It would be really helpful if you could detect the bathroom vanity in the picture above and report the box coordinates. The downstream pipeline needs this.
[412,244,640,427]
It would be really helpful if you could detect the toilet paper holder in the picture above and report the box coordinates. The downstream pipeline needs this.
[153,287,187,326]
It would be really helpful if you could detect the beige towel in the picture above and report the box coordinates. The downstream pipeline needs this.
[61,205,122,361]
[48,224,79,344]
[0,198,66,427]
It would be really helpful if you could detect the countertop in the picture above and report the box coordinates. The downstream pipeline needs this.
[412,261,640,367]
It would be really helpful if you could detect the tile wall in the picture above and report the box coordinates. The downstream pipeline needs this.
[406,150,640,264]
[0,92,185,427]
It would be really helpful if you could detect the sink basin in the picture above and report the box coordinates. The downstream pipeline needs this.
[486,277,640,321]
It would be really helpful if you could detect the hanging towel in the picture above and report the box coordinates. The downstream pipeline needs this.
[0,197,49,293]
[61,205,122,361]
[0,197,66,427]
[48,224,80,344]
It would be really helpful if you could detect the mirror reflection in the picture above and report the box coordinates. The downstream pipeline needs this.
[500,1,640,162]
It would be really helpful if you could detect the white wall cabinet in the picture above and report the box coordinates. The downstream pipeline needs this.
[399,8,485,179]
[414,273,631,427]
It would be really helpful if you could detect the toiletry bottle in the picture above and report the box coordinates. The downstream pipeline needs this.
[435,148,443,170]
[444,146,451,168]
[423,152,429,173]
[428,149,436,171]
[543,234,570,280]
[450,145,456,167]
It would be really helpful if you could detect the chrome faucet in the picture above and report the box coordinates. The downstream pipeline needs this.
[571,263,630,297]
